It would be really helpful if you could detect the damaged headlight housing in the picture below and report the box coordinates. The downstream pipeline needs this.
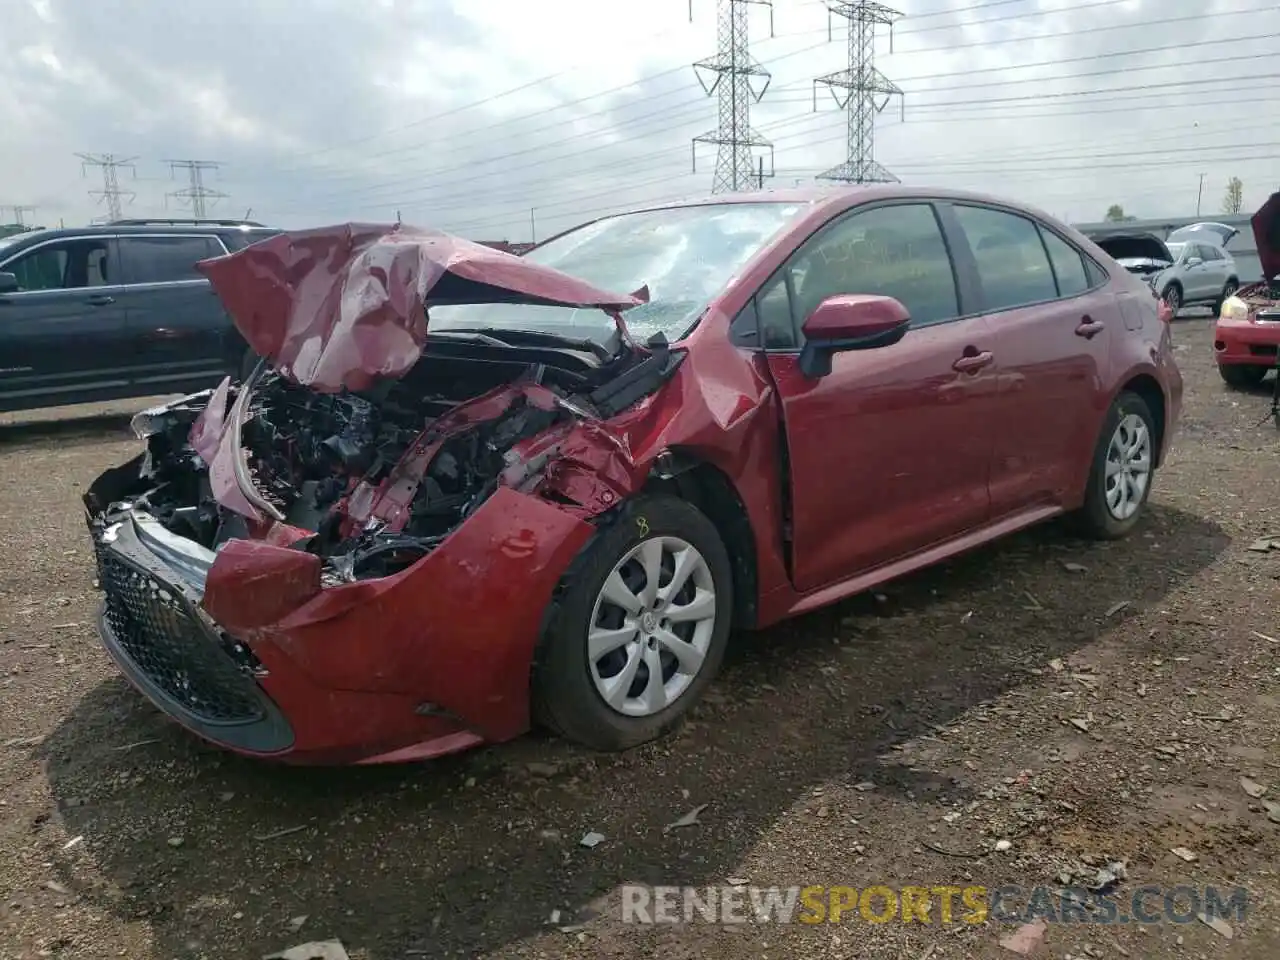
[130,405,175,440]
[128,389,217,440]
[1219,295,1250,322]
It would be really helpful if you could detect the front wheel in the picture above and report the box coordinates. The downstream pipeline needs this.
[1218,363,1267,389]
[533,495,733,751]
[1213,280,1239,316]
[1162,283,1182,314]
[1072,391,1157,540]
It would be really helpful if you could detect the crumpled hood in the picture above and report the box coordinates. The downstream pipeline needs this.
[1253,191,1280,281]
[1092,233,1173,266]
[195,222,645,392]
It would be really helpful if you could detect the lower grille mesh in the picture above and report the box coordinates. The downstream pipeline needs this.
[97,549,266,725]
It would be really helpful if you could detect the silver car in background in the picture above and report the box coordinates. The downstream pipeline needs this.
[1092,222,1241,314]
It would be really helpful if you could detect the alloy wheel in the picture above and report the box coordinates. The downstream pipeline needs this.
[587,536,717,718]
[1104,413,1152,521]
[1164,286,1181,311]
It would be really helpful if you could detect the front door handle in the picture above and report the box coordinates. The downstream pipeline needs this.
[952,350,993,373]
[85,294,115,306]
[1075,317,1105,339]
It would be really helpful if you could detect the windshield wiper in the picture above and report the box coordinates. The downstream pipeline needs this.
[434,327,615,362]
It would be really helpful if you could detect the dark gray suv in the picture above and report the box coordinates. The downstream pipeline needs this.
[0,218,280,413]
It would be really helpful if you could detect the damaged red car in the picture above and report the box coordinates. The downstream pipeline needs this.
[1214,190,1280,387]
[83,186,1183,765]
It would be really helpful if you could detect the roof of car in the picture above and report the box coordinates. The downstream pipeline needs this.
[0,222,279,245]
[602,183,1065,220]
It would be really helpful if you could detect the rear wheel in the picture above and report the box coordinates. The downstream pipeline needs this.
[1218,363,1267,389]
[1072,391,1157,540]
[533,495,733,751]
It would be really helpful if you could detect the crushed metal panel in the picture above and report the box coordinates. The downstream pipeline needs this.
[195,222,644,392]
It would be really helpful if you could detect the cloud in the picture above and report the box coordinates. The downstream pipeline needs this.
[1,0,1275,237]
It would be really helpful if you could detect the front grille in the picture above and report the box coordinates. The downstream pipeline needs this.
[97,548,267,725]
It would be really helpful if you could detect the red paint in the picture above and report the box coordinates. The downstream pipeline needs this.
[1213,190,1279,369]
[195,222,642,393]
[197,488,594,761]
[802,293,911,340]
[1253,190,1279,282]
[126,186,1184,764]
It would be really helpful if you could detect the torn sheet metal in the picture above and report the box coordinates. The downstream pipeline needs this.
[195,222,645,392]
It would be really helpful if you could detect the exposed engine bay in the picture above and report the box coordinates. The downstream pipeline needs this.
[95,337,680,584]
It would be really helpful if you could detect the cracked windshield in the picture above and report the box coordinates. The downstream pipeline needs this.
[429,201,805,343]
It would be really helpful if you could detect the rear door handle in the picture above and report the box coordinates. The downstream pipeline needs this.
[952,350,993,373]
[85,295,115,306]
[1075,317,1105,339]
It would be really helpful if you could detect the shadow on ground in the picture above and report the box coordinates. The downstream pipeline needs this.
[38,504,1229,958]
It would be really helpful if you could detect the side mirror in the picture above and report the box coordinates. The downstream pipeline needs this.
[798,294,911,378]
[0,272,18,294]
[1185,256,1203,268]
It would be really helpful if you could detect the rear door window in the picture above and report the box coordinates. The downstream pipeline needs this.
[953,204,1058,311]
[117,235,224,284]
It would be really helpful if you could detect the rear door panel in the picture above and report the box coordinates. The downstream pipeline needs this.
[117,234,235,394]
[943,203,1115,516]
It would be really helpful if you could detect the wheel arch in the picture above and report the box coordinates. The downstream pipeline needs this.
[1112,372,1167,468]
[641,450,759,631]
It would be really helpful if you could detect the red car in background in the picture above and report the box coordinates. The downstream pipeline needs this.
[83,186,1182,765]
[1214,191,1280,387]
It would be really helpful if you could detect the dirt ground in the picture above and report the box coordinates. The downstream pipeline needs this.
[2,316,1279,960]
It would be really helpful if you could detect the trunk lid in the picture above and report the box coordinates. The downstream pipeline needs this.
[1167,221,1240,248]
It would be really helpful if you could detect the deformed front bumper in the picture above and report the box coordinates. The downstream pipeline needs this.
[93,514,295,754]
[87,486,596,765]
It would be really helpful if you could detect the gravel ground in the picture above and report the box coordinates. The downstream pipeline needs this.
[2,316,1279,960]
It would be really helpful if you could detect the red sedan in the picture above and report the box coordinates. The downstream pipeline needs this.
[84,186,1183,765]
[1214,190,1279,387]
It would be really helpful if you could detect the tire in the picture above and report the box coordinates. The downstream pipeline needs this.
[1162,283,1182,314]
[1072,391,1157,541]
[1218,363,1267,389]
[532,494,733,751]
[1213,280,1239,316]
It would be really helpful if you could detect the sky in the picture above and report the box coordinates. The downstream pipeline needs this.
[1,0,1276,241]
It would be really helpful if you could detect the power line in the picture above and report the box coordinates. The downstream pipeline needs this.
[164,159,228,218]
[428,102,1280,234]
[274,65,1272,215]
[692,0,778,192]
[259,22,1277,211]
[395,113,1280,223]
[813,1,904,184]
[75,153,137,222]
[240,0,1155,182]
